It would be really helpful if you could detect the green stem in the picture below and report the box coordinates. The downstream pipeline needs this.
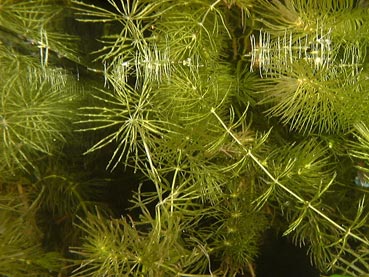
[211,108,369,247]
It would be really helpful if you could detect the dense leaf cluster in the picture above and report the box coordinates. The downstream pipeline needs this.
[1,0,369,276]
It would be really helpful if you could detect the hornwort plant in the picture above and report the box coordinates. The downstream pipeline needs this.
[1,1,369,277]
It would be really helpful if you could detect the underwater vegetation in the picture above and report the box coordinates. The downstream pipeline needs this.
[2,0,369,276]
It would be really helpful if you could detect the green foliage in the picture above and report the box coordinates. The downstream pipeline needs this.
[0,52,76,173]
[3,0,369,277]
[0,188,64,276]
[250,0,369,134]
[0,0,80,64]
[76,80,173,171]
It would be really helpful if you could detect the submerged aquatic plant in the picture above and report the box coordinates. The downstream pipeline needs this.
[250,0,369,133]
[2,0,369,276]
[0,46,76,174]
